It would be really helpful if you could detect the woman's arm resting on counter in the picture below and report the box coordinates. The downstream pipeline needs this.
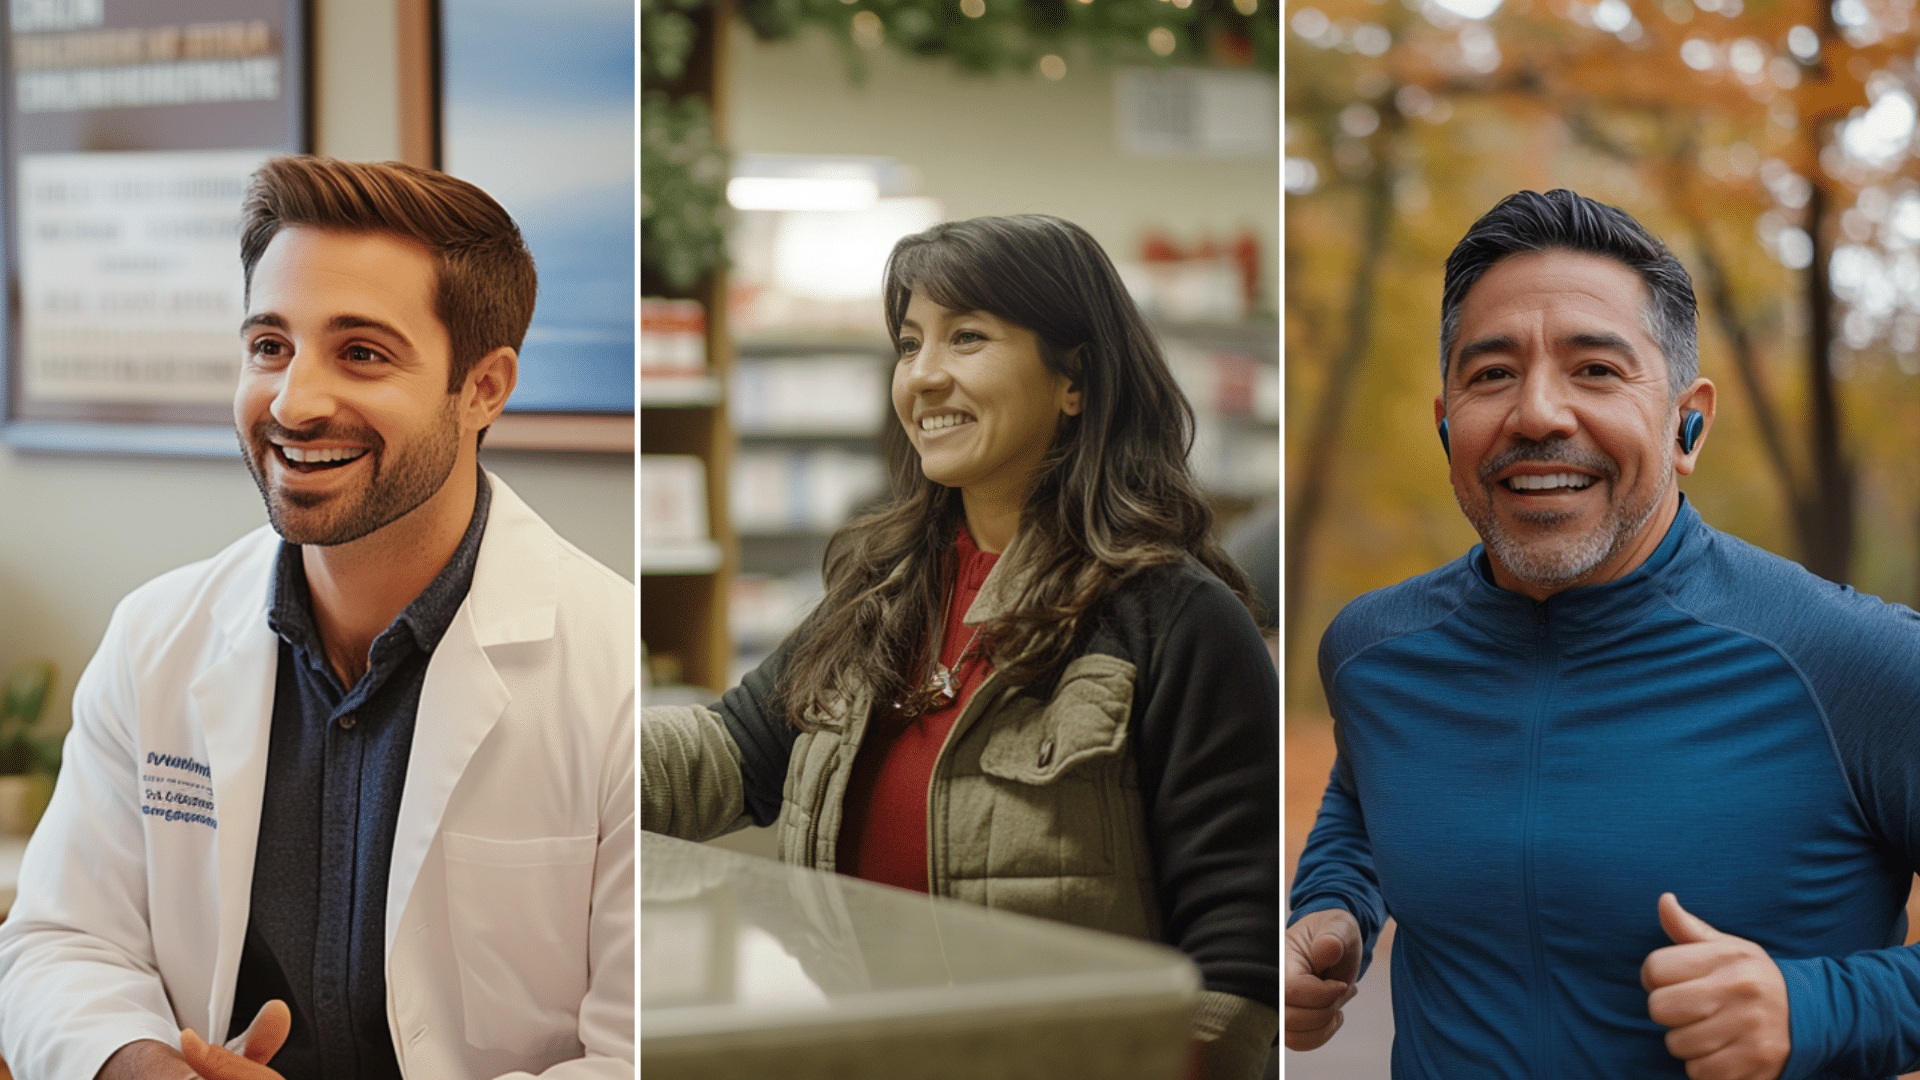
[639,706,751,841]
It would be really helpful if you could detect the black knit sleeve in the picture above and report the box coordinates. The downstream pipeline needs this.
[712,645,803,828]
[1121,567,1280,1010]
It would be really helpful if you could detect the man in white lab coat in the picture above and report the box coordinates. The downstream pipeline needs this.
[0,157,634,1080]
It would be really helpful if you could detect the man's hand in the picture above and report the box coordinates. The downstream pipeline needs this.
[1285,907,1363,1051]
[93,1039,201,1080]
[93,999,291,1080]
[180,999,292,1080]
[1642,893,1791,1080]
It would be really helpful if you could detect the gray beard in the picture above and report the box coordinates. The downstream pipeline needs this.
[1458,439,1671,594]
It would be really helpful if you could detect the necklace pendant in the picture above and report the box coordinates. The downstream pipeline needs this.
[926,664,958,708]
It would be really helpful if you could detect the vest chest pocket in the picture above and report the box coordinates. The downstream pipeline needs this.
[970,655,1136,879]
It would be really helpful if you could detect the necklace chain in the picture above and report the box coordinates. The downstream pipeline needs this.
[925,622,985,708]
[919,559,989,711]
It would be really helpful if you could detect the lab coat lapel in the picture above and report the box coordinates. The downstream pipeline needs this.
[187,558,278,1040]
[384,474,555,949]
[385,609,509,949]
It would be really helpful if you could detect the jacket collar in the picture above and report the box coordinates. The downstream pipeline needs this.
[964,528,1038,626]
[1457,492,1703,636]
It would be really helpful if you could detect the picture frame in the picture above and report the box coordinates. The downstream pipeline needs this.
[1,0,309,457]
[438,0,635,453]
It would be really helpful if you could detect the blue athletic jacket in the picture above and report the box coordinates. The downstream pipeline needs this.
[1291,497,1920,1079]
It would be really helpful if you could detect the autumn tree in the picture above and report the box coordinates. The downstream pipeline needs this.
[1287,0,1920,701]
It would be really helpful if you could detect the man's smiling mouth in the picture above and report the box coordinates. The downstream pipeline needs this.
[1503,473,1597,493]
[274,444,369,472]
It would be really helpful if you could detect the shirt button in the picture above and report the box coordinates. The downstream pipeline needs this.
[339,713,357,730]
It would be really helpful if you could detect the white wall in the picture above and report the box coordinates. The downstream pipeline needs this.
[727,29,1280,306]
[0,0,634,728]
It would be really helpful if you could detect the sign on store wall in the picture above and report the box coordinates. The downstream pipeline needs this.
[4,0,306,449]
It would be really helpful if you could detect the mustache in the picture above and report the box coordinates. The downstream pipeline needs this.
[1477,439,1616,485]
[248,418,384,451]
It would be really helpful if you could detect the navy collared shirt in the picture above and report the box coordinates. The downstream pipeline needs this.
[229,471,491,1079]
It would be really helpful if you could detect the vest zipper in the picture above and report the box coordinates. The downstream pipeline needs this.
[923,672,1002,896]
[805,692,870,870]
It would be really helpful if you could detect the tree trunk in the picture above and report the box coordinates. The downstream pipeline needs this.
[1685,220,1814,556]
[1800,178,1855,582]
[1283,107,1398,694]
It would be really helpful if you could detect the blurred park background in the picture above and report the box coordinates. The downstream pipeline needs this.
[1285,0,1920,1072]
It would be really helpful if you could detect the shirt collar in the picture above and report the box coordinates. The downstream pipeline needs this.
[1460,492,1702,632]
[267,466,493,657]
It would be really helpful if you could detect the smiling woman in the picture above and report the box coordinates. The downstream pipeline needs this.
[789,215,1253,712]
[890,298,1082,553]
[641,214,1281,1080]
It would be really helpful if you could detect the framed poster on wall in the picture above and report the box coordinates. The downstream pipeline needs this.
[2,0,306,455]
[440,0,635,451]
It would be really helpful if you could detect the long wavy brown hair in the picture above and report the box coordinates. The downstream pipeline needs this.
[774,214,1253,730]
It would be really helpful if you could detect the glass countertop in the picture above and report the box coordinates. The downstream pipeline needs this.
[641,831,1199,1078]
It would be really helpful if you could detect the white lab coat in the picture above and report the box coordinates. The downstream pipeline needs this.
[0,474,634,1080]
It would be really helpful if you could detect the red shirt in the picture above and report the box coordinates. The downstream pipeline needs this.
[836,528,999,892]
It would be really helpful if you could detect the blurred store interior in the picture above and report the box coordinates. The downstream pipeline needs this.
[640,3,1281,728]
[640,7,1279,1074]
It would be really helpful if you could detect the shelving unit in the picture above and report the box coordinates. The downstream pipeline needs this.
[640,3,733,697]
[640,278,735,695]
[1159,317,1281,511]
[727,338,894,684]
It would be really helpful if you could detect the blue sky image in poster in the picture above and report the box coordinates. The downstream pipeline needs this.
[442,0,634,413]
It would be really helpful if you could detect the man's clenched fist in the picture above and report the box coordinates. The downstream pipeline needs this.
[1642,892,1791,1080]
[1285,907,1363,1052]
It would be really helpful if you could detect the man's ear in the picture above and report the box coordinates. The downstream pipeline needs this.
[1674,377,1716,476]
[462,347,518,435]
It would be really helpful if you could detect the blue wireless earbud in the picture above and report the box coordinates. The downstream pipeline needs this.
[1678,409,1705,455]
[1438,418,1450,460]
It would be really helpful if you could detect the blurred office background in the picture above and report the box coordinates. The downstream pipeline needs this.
[640,0,1281,713]
[1284,0,1920,1073]
[0,0,634,865]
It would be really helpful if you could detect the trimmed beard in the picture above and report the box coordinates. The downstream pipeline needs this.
[241,395,462,546]
[1458,437,1671,594]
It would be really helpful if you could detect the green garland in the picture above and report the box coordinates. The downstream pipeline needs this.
[643,1,704,82]
[640,0,1278,291]
[735,0,1278,81]
[640,91,730,292]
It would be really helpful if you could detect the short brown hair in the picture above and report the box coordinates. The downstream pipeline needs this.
[239,156,538,393]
